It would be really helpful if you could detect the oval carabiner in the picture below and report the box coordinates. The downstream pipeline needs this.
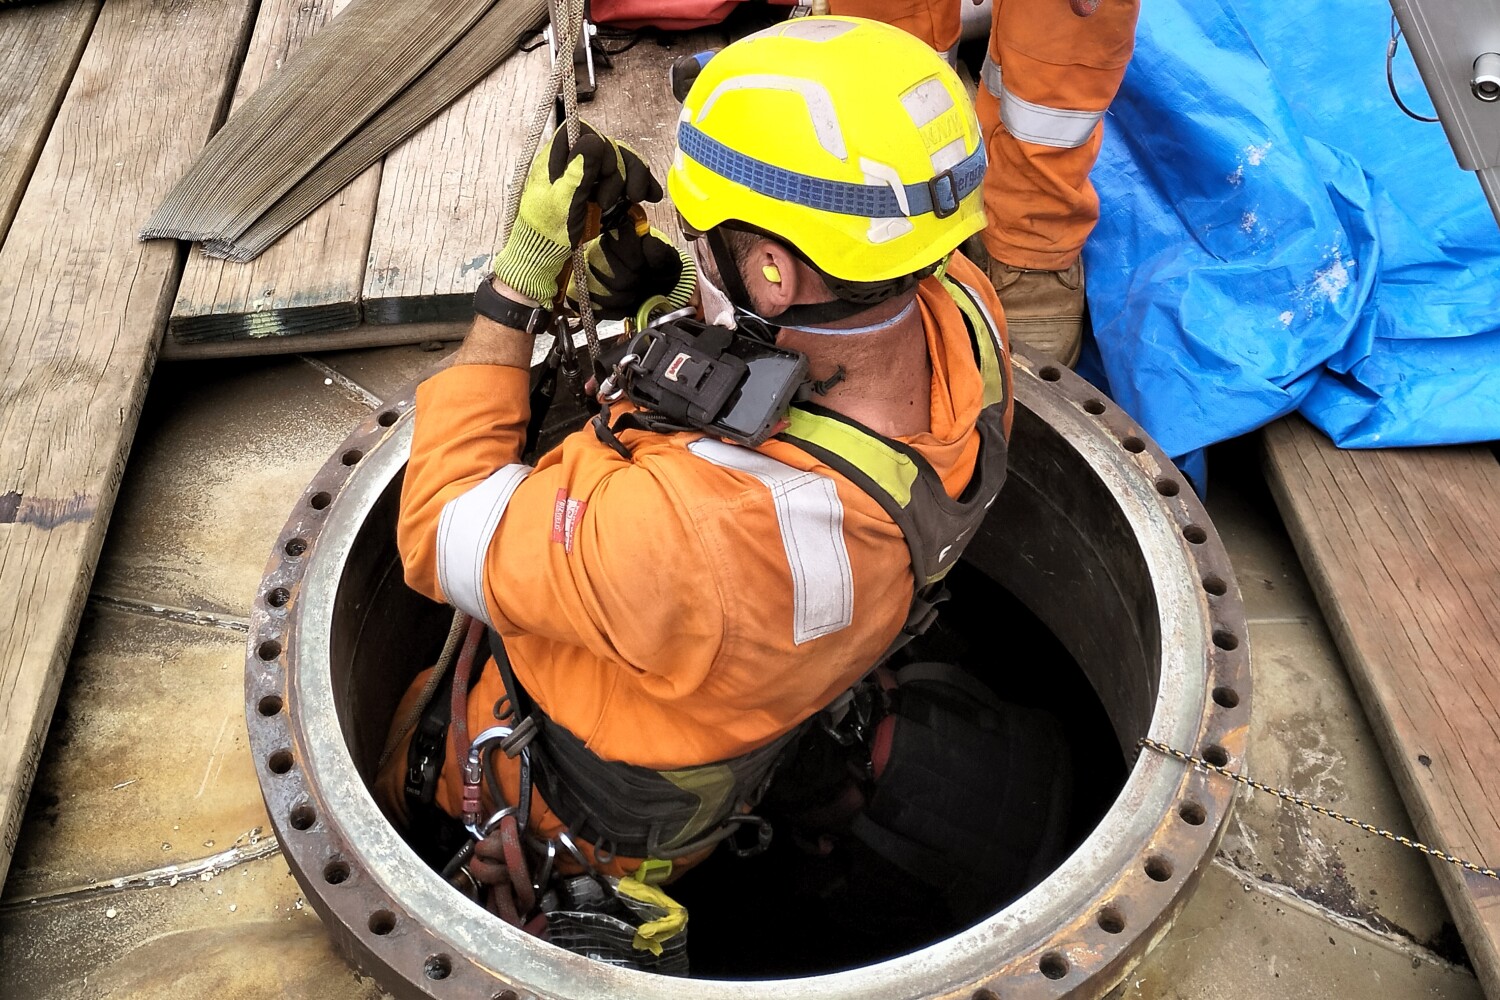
[597,352,641,404]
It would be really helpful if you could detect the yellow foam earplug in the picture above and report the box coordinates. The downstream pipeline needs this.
[762,265,781,284]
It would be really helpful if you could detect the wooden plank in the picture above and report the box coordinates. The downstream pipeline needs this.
[168,0,378,347]
[1262,417,1500,997]
[142,0,496,244]
[0,0,99,247]
[0,0,255,887]
[362,30,717,325]
[160,319,463,361]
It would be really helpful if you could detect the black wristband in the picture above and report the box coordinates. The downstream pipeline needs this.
[473,277,553,334]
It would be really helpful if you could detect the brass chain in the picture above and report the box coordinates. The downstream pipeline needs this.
[1137,737,1499,880]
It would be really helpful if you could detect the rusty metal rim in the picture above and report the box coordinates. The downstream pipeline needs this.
[245,349,1251,1000]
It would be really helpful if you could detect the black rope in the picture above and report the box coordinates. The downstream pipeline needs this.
[1386,15,1440,123]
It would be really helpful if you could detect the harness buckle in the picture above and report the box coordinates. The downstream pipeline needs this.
[501,716,540,758]
[927,169,961,219]
[725,815,774,858]
[903,585,950,638]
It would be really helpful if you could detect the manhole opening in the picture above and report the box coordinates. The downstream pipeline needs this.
[285,374,1244,991]
[336,528,1134,977]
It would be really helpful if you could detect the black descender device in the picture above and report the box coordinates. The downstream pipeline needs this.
[597,307,810,448]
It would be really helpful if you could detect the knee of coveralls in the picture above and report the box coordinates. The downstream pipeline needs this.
[825,0,960,55]
[374,660,713,882]
[979,0,1139,270]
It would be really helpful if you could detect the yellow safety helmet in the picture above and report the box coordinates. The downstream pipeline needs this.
[667,16,987,285]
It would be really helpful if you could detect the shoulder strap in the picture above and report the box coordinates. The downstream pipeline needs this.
[937,272,1009,410]
[780,402,936,584]
[774,281,1011,664]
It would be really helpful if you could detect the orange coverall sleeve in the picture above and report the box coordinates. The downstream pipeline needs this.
[398,363,726,699]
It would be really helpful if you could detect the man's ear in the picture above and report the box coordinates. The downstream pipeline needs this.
[744,240,807,316]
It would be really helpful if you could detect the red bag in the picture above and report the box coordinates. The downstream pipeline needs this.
[591,0,790,30]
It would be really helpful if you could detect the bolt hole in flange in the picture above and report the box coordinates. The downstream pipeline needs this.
[266,749,294,775]
[1212,686,1240,709]
[426,954,454,981]
[290,802,317,831]
[1144,856,1175,882]
[1096,906,1126,934]
[247,348,1250,999]
[1039,952,1070,980]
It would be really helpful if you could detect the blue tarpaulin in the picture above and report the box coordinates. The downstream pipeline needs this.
[1082,0,1500,481]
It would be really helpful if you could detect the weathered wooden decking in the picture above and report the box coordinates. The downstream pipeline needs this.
[0,0,710,888]
[0,0,258,889]
[168,21,713,355]
[1264,418,1500,997]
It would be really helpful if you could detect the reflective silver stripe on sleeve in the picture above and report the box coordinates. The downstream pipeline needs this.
[981,56,1104,149]
[435,464,531,627]
[687,439,854,645]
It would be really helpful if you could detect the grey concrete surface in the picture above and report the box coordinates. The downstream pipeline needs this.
[1107,445,1482,999]
[0,351,1483,998]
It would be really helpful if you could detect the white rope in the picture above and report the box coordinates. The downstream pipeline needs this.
[500,0,602,371]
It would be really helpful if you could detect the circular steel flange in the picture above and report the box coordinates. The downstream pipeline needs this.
[246,347,1251,1000]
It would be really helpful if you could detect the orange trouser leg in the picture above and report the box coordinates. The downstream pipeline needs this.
[980,0,1139,269]
[825,0,959,53]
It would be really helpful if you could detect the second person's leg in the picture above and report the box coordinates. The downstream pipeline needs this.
[978,0,1138,364]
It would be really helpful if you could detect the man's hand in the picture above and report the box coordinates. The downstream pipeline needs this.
[491,123,662,305]
[573,223,697,319]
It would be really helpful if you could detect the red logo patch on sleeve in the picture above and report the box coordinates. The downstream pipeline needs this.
[551,489,587,554]
[551,489,569,544]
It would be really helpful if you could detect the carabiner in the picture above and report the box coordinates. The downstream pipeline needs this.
[467,804,519,842]
[597,352,641,404]
[531,837,557,893]
[461,725,514,828]
[554,829,594,874]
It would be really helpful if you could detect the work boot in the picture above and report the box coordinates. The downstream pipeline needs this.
[986,257,1086,367]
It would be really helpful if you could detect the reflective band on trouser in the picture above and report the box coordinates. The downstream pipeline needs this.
[687,438,854,645]
[435,464,531,627]
[980,56,1104,149]
[677,121,986,219]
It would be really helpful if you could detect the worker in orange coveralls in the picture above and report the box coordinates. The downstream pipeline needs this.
[830,0,1140,364]
[374,17,1018,958]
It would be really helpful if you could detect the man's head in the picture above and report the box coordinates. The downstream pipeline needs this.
[667,17,987,324]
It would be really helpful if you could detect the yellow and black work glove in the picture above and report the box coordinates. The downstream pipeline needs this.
[492,122,662,304]
[572,224,697,320]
